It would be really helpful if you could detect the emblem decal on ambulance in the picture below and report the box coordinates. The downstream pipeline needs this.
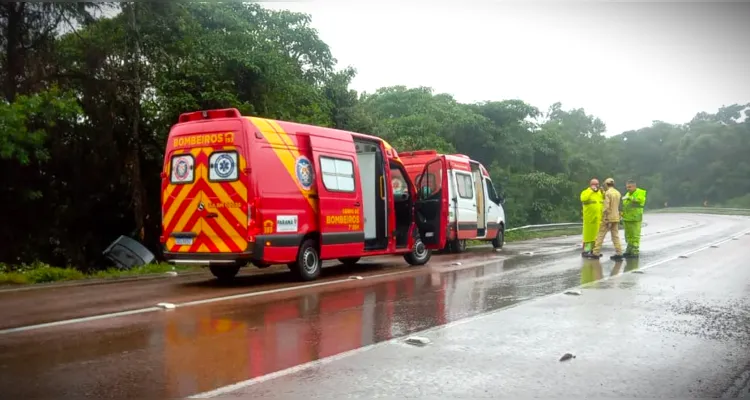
[174,158,189,181]
[197,202,205,211]
[214,153,236,179]
[295,155,314,190]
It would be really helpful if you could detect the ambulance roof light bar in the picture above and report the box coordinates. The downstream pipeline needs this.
[178,108,242,123]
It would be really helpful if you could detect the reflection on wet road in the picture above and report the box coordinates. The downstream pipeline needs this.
[0,213,748,398]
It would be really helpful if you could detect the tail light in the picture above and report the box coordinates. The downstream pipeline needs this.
[246,199,259,242]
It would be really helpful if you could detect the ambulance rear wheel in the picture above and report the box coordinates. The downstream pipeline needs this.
[338,257,360,266]
[209,264,240,282]
[290,239,321,281]
[404,238,431,266]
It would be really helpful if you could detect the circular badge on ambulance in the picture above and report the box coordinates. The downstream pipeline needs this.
[295,156,314,190]
[214,153,236,179]
[174,158,189,181]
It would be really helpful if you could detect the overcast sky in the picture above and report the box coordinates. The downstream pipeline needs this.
[262,1,750,136]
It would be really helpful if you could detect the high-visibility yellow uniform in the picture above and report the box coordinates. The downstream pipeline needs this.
[622,188,647,255]
[580,187,605,252]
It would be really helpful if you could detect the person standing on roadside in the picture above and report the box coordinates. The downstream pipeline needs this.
[586,177,624,260]
[622,179,647,257]
[580,178,604,257]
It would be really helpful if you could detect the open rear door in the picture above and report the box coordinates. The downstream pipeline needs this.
[415,157,448,249]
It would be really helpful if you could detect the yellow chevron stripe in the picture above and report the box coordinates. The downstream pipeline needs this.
[200,221,230,252]
[171,193,202,234]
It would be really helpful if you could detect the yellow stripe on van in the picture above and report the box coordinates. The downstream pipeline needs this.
[247,117,318,213]
[200,221,230,253]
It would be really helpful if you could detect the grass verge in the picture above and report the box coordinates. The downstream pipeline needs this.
[0,261,200,286]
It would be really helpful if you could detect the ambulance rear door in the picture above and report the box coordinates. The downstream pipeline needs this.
[415,157,448,249]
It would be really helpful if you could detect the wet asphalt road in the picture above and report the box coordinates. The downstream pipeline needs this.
[0,213,748,398]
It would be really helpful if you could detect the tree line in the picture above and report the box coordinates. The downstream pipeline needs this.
[1,2,748,269]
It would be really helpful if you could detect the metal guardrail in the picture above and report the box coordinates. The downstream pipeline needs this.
[650,207,750,215]
[506,222,582,232]
[501,207,750,234]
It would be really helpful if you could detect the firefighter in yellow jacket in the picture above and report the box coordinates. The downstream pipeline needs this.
[580,178,604,256]
[622,179,647,257]
[586,177,624,260]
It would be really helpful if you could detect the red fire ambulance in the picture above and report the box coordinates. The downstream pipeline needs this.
[401,150,506,253]
[160,109,437,282]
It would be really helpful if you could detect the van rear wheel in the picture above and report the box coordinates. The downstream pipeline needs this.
[289,239,321,281]
[404,238,431,266]
[209,264,240,282]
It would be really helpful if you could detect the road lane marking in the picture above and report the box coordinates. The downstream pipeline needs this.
[0,259,501,336]
[187,226,750,399]
[0,307,163,335]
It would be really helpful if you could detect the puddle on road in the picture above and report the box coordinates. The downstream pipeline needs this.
[142,254,644,397]
[0,252,649,399]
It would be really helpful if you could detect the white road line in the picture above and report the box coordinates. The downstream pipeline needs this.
[187,227,750,399]
[0,260,496,335]
[0,307,162,335]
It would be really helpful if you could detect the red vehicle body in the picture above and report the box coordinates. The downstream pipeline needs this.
[401,150,507,253]
[160,109,436,281]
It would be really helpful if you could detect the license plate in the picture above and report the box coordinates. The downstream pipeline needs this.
[175,237,194,246]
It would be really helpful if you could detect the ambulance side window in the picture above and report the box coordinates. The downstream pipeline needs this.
[455,172,474,199]
[320,156,355,192]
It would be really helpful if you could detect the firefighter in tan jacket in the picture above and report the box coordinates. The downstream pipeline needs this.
[586,177,624,260]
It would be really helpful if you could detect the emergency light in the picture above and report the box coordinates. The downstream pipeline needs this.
[178,108,242,123]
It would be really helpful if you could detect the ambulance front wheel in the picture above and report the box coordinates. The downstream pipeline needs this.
[289,239,322,281]
[492,227,505,250]
[209,264,241,282]
[404,239,432,266]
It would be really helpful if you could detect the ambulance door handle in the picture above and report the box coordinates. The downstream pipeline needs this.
[354,202,361,207]
[308,194,319,199]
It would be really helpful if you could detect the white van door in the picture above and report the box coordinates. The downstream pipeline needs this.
[452,170,478,239]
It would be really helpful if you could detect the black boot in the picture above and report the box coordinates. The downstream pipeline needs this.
[610,254,624,261]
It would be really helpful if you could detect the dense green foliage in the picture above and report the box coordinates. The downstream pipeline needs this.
[1,2,748,269]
